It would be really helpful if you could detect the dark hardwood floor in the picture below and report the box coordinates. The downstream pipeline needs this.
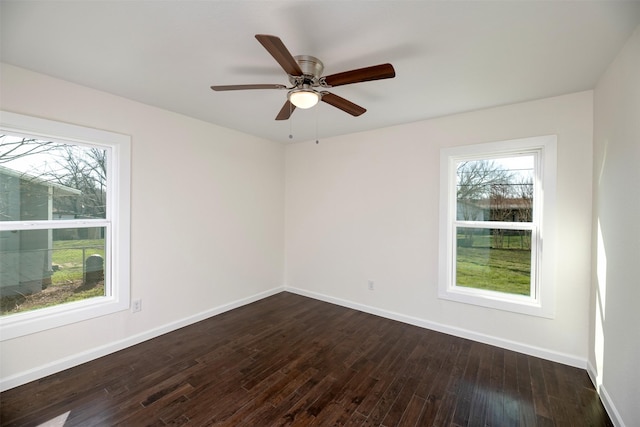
[0,292,611,426]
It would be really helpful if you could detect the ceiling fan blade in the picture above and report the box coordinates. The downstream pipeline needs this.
[323,63,395,87]
[211,84,286,91]
[321,92,366,116]
[276,100,296,120]
[255,34,303,77]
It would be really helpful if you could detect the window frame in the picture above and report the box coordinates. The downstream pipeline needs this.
[438,135,557,318]
[0,111,130,340]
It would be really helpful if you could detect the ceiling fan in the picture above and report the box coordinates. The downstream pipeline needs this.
[211,34,396,120]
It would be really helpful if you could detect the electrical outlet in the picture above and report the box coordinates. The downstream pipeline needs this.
[368,280,375,291]
[132,299,142,313]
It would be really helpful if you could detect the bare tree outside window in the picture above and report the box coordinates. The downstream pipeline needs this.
[0,136,59,165]
[46,145,107,220]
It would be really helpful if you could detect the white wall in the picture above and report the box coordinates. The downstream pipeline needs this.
[286,91,594,365]
[0,61,599,395]
[0,63,285,388]
[591,25,640,426]
[1,34,636,422]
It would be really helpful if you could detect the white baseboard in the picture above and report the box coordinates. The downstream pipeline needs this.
[0,286,285,392]
[587,360,598,386]
[587,361,625,427]
[285,286,586,369]
[598,385,625,427]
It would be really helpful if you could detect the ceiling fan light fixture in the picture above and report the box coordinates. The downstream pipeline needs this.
[288,89,320,109]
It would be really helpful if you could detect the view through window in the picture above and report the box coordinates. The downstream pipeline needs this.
[0,135,109,316]
[455,156,535,296]
[439,135,557,317]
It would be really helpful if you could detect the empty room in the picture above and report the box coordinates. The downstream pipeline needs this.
[1,1,639,426]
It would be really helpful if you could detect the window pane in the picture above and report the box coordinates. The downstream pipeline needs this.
[456,156,534,222]
[455,227,531,295]
[0,135,107,221]
[0,227,106,315]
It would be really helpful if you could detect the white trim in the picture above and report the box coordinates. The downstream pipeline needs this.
[598,385,625,427]
[438,135,557,318]
[0,286,285,392]
[0,111,131,340]
[587,360,598,387]
[0,111,127,147]
[285,286,585,369]
[0,219,109,230]
[587,361,625,427]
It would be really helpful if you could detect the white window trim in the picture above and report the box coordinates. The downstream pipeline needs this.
[438,135,557,318]
[0,111,130,340]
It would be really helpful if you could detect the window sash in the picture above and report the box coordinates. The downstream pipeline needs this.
[451,222,539,300]
[0,219,109,231]
[452,220,536,231]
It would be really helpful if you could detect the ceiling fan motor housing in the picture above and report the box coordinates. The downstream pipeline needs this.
[292,55,324,86]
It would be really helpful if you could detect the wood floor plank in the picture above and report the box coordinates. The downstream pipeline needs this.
[502,349,521,425]
[485,347,506,427]
[413,332,449,400]
[380,341,432,426]
[432,391,458,427]
[0,292,612,426]
[345,410,368,426]
[278,374,337,425]
[577,384,614,427]
[267,367,320,407]
[417,339,465,425]
[335,359,377,408]
[241,368,321,425]
[528,356,552,420]
[467,342,493,427]
[367,373,410,425]
[396,393,426,427]
[516,353,537,427]
[451,341,481,426]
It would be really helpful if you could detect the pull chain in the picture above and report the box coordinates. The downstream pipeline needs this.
[288,102,293,139]
[315,103,320,144]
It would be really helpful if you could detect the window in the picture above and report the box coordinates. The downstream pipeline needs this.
[0,111,130,340]
[438,135,557,317]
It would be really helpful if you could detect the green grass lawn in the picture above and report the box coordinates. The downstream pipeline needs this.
[51,239,105,284]
[1,239,106,315]
[456,245,531,295]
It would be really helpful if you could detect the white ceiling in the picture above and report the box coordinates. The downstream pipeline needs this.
[1,1,639,143]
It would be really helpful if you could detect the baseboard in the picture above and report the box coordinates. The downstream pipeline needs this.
[587,360,598,386]
[0,286,285,392]
[598,385,625,427]
[285,286,586,369]
[587,361,625,427]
